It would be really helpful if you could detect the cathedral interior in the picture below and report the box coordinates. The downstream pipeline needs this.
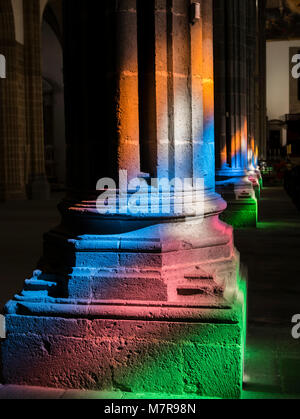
[0,0,300,401]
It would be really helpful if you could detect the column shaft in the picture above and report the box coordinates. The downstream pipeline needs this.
[214,0,258,227]
[23,0,46,180]
[0,0,26,201]
[201,0,215,190]
[63,0,141,193]
[172,0,193,179]
[112,1,141,180]
[213,0,227,170]
[256,0,267,161]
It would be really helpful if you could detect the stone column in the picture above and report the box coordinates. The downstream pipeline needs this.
[213,0,227,174]
[0,0,27,201]
[247,0,263,196]
[214,0,257,227]
[247,0,257,170]
[256,0,267,162]
[23,0,50,199]
[3,0,246,399]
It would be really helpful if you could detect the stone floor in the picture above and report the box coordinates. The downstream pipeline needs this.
[235,186,300,399]
[0,187,300,399]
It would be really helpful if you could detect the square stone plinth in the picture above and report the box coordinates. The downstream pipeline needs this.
[2,301,246,399]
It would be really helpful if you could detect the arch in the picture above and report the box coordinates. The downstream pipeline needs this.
[11,0,24,44]
[40,0,62,29]
[0,0,16,41]
[40,0,48,20]
[43,2,63,46]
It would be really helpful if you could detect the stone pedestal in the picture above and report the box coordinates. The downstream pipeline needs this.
[2,0,247,399]
[3,192,246,398]
[216,169,258,228]
[3,304,245,398]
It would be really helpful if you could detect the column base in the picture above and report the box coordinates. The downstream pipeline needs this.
[219,199,258,228]
[216,171,258,228]
[1,193,247,398]
[248,169,263,200]
[2,280,246,399]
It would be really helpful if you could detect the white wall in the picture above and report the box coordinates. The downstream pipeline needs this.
[267,40,300,120]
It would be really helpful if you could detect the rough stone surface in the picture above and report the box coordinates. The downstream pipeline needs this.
[2,311,245,399]
[1,187,300,399]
